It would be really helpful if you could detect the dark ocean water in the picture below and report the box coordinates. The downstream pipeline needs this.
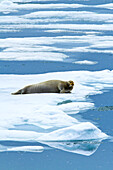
[0,0,113,169]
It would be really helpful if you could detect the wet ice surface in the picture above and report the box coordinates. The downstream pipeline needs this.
[0,0,113,169]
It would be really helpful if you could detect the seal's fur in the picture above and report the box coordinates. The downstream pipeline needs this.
[11,80,74,95]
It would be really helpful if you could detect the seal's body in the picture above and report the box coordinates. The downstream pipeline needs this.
[11,80,74,95]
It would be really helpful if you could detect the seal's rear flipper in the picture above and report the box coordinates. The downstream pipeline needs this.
[11,91,20,95]
[11,89,23,95]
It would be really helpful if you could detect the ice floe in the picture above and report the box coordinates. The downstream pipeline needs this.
[58,102,94,114]
[0,51,68,61]
[1,0,113,61]
[24,11,113,23]
[0,0,18,13]
[74,60,98,65]
[0,2,86,12]
[96,3,113,9]
[0,70,113,155]
[0,35,113,61]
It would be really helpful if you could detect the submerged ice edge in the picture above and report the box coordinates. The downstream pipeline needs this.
[40,139,105,156]
[0,145,44,153]
[0,138,107,156]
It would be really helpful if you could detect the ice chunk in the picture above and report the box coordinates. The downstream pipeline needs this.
[74,60,98,65]
[58,102,94,114]
[38,122,107,141]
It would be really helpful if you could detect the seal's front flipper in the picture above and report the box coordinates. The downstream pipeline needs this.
[60,88,66,93]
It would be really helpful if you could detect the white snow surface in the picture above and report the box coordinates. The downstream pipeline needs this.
[1,70,112,143]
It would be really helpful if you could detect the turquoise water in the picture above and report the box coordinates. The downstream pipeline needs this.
[0,0,113,169]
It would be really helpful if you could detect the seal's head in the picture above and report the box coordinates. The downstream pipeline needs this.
[68,80,74,88]
[64,80,74,92]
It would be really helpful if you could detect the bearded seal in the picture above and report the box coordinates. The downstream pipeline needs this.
[11,80,74,95]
